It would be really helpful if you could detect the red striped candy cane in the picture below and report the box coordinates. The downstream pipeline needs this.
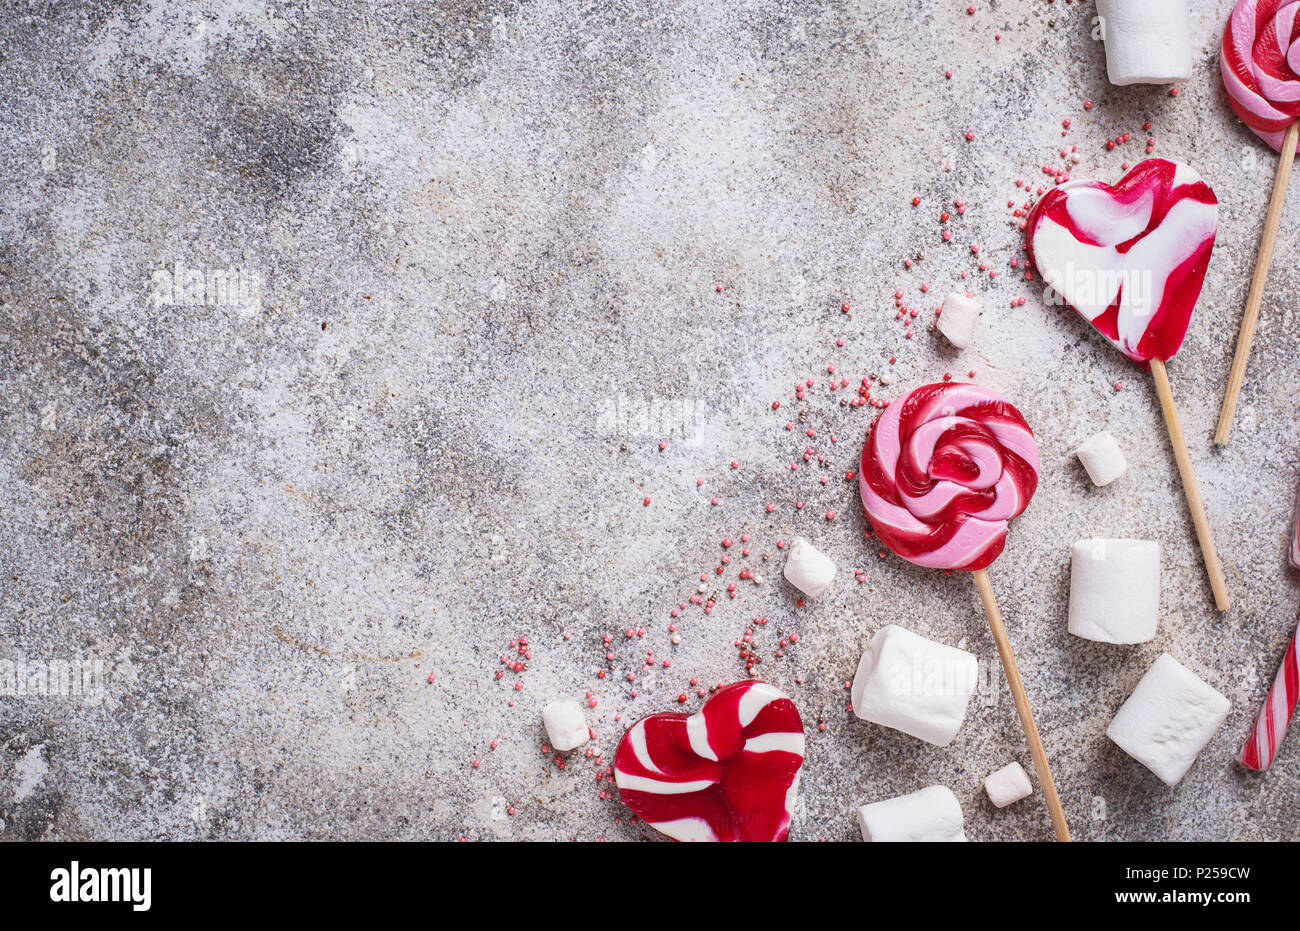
[1240,615,1300,771]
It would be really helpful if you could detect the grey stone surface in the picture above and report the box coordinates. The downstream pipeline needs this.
[1,0,1298,841]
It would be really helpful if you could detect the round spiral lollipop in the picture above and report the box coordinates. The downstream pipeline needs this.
[1222,0,1300,154]
[1218,2,1300,447]
[859,383,1040,572]
[859,381,1068,840]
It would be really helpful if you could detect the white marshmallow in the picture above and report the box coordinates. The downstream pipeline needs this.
[1096,0,1193,86]
[782,537,836,598]
[984,762,1033,808]
[937,292,981,349]
[1075,432,1127,486]
[542,700,589,751]
[1106,654,1231,786]
[1068,539,1160,644]
[857,785,967,842]
[851,625,978,746]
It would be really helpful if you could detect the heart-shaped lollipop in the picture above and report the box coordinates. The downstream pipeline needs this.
[1027,159,1230,610]
[613,681,804,842]
[1025,157,1218,366]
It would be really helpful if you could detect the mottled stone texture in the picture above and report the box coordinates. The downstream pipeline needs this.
[1,0,1297,841]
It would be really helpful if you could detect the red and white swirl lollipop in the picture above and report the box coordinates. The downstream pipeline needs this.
[613,681,804,842]
[1026,159,1231,611]
[860,383,1070,841]
[1218,0,1300,442]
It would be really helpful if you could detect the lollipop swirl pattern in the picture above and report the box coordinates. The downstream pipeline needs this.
[859,383,1040,572]
[1222,0,1300,154]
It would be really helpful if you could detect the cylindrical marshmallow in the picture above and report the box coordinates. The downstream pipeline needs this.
[857,785,967,842]
[542,700,589,751]
[984,762,1033,808]
[1075,431,1127,486]
[1096,0,1193,86]
[1106,653,1231,786]
[937,292,981,349]
[782,537,836,598]
[850,625,978,746]
[1068,539,1159,644]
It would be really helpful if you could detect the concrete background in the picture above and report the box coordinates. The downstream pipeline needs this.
[1,0,1298,841]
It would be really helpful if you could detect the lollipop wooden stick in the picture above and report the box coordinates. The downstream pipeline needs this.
[1216,120,1300,446]
[973,569,1071,842]
[1151,359,1231,611]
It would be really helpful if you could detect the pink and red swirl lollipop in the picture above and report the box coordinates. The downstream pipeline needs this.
[1218,0,1300,442]
[859,382,1069,841]
[859,383,1039,572]
[1222,0,1300,154]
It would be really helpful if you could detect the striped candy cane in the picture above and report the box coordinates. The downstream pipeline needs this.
[1240,614,1300,772]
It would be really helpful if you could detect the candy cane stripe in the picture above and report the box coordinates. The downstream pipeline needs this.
[1240,615,1300,771]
